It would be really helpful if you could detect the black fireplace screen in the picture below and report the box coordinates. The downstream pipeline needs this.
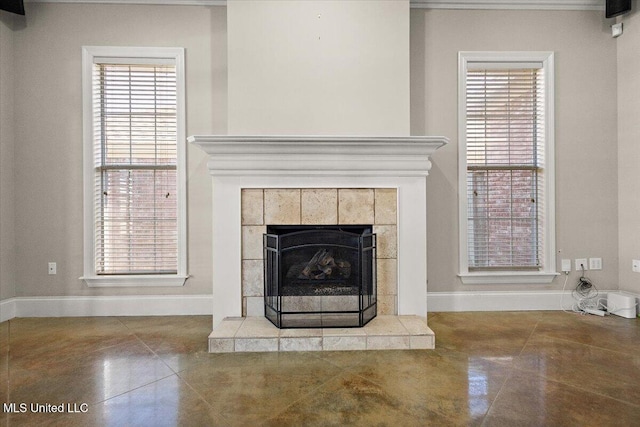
[264,225,376,328]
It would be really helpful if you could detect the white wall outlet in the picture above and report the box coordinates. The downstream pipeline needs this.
[589,258,602,270]
[561,259,571,273]
[48,262,57,275]
[575,258,588,272]
[633,260,640,273]
[612,22,623,38]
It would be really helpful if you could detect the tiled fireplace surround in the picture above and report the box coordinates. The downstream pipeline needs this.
[240,188,398,318]
[189,135,448,353]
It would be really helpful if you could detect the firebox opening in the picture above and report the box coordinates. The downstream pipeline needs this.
[264,225,376,328]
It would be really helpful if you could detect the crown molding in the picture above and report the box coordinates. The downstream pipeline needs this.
[411,0,603,10]
[26,0,227,6]
[26,0,605,11]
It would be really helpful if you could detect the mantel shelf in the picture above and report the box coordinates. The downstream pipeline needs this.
[188,135,448,176]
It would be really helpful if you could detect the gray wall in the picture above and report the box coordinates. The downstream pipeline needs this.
[10,3,226,297]
[227,0,410,135]
[2,3,633,302]
[617,6,640,294]
[1,13,16,301]
[411,9,620,293]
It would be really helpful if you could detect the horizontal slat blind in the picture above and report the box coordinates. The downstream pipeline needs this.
[466,66,545,270]
[93,63,178,275]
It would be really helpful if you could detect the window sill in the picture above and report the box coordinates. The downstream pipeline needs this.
[81,275,189,288]
[458,271,559,285]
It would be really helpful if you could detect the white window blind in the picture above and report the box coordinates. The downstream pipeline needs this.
[465,65,545,270]
[92,62,178,275]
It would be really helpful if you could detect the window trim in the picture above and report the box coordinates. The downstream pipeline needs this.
[457,51,557,285]
[81,46,188,287]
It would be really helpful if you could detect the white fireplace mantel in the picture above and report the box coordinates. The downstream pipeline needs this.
[187,135,447,176]
[189,135,448,328]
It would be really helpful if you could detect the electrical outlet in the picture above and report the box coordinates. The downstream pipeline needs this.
[561,259,571,272]
[589,258,602,270]
[633,260,640,273]
[575,258,588,273]
[48,262,57,275]
[612,22,623,38]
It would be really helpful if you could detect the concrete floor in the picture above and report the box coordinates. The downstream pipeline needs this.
[1,311,639,426]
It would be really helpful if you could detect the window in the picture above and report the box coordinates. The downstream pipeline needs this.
[458,52,557,284]
[82,47,187,287]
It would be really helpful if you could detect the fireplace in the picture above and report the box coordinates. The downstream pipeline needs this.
[189,135,447,332]
[264,225,376,328]
[191,136,447,352]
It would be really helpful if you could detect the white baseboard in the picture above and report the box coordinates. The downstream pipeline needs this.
[1,295,213,320]
[426,290,618,312]
[3,290,634,322]
[0,298,17,322]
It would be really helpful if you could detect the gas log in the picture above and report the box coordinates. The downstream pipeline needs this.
[287,249,351,280]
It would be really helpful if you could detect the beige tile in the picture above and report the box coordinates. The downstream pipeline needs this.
[235,317,279,338]
[410,335,435,349]
[246,297,265,317]
[242,260,264,297]
[398,316,433,336]
[322,328,367,337]
[279,316,324,328]
[235,338,279,352]
[377,258,397,296]
[209,338,235,353]
[323,336,367,351]
[242,225,266,260]
[377,295,397,315]
[338,189,375,224]
[280,328,322,338]
[282,296,322,312]
[241,189,264,225]
[366,335,410,350]
[374,225,397,259]
[264,189,301,225]
[280,337,323,352]
[364,315,408,336]
[301,189,338,224]
[209,318,244,339]
[321,296,359,312]
[374,188,397,225]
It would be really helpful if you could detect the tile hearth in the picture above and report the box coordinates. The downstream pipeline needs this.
[209,315,435,353]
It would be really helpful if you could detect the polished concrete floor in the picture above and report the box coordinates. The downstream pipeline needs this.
[1,311,639,426]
